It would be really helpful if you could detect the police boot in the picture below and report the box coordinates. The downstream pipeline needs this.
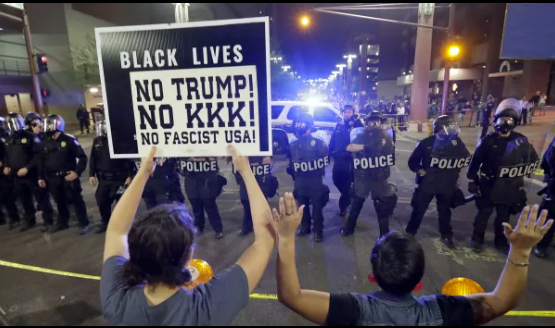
[49,224,69,234]
[534,247,548,259]
[95,224,108,234]
[40,224,52,233]
[470,240,484,254]
[215,232,224,240]
[19,221,36,233]
[297,227,311,237]
[440,235,456,249]
[314,231,323,243]
[9,221,20,231]
[378,218,390,238]
[79,225,91,236]
[494,241,510,255]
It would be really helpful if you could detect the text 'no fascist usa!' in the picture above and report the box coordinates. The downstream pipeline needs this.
[96,18,271,158]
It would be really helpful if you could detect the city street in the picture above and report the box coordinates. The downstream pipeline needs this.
[0,131,554,326]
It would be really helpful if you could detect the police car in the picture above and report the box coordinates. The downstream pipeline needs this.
[271,101,341,153]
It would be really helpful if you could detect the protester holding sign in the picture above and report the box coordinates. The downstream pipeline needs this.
[101,145,285,326]
[178,157,226,240]
[95,18,271,159]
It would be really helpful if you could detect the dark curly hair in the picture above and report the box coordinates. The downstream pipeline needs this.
[371,231,425,296]
[122,204,197,287]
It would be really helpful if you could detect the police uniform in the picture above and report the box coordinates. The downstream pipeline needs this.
[39,126,90,234]
[0,123,20,228]
[342,113,397,237]
[234,156,276,235]
[329,113,364,215]
[406,116,471,247]
[178,157,225,239]
[89,135,132,231]
[134,157,180,209]
[468,99,539,253]
[288,113,330,243]
[23,112,55,231]
[534,136,555,258]
[4,114,43,231]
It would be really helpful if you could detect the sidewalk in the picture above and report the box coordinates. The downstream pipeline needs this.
[399,112,555,153]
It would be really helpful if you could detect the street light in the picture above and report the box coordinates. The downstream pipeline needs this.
[441,41,462,114]
[300,15,310,27]
[281,65,291,72]
[447,44,461,59]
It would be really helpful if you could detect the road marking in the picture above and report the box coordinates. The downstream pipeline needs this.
[0,260,553,316]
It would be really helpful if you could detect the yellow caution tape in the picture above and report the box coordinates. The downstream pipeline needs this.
[0,259,554,316]
[0,260,275,300]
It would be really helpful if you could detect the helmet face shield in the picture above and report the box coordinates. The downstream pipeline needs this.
[43,116,64,134]
[96,120,107,137]
[7,115,25,133]
[436,123,461,139]
[494,116,516,134]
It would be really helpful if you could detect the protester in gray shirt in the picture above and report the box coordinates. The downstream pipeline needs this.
[101,146,279,326]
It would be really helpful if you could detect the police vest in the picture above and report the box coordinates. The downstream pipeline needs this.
[293,156,330,173]
[179,160,218,174]
[353,155,395,170]
[497,161,540,178]
[430,157,472,170]
[233,163,270,176]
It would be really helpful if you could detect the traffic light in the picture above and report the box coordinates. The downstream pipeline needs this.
[41,89,50,98]
[36,54,48,74]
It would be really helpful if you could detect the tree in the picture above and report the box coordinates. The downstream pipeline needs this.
[71,34,100,87]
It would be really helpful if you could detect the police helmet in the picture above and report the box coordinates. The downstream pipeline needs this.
[6,113,25,133]
[493,98,521,133]
[433,115,460,138]
[25,112,41,127]
[366,111,384,128]
[43,114,65,134]
[342,104,355,114]
[292,112,314,136]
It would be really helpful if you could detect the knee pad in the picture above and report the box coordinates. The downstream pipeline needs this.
[374,194,398,218]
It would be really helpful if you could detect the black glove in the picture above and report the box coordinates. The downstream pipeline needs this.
[468,181,481,197]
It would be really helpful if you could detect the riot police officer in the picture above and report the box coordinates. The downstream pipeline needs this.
[23,112,55,229]
[533,136,555,258]
[342,111,397,238]
[178,157,225,240]
[288,113,330,243]
[480,95,495,139]
[406,115,471,248]
[329,104,364,216]
[89,118,132,233]
[38,114,90,235]
[234,156,275,236]
[0,117,21,229]
[133,157,181,209]
[468,98,539,253]
[3,113,42,232]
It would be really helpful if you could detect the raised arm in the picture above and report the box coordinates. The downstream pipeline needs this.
[228,145,277,294]
[465,205,553,326]
[275,194,331,326]
[103,147,157,262]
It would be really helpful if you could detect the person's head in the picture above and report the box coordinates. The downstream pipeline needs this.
[494,98,521,137]
[366,111,383,130]
[371,231,425,296]
[123,204,197,288]
[433,115,460,140]
[25,112,42,134]
[342,104,355,120]
[536,91,541,96]
[43,114,65,139]
[79,104,85,110]
[521,96,526,101]
[293,112,314,137]
[6,113,25,134]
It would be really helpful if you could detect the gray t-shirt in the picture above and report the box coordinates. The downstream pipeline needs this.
[100,257,249,326]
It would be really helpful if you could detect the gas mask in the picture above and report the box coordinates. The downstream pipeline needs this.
[294,121,310,137]
[494,117,516,134]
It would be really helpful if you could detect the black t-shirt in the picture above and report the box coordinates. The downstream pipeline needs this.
[327,293,474,326]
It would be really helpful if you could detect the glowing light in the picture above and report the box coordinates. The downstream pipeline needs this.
[89,87,99,94]
[300,16,310,27]
[447,45,461,59]
[442,278,485,296]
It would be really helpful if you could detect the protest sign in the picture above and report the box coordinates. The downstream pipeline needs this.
[95,17,271,158]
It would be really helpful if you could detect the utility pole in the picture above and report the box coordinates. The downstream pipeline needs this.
[23,10,43,115]
[441,3,456,115]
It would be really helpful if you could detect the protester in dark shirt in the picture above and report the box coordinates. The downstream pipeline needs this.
[275,203,552,326]
[101,146,279,326]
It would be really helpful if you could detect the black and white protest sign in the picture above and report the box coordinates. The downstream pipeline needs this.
[95,18,271,158]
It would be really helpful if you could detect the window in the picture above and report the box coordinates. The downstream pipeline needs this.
[271,105,285,119]
[286,106,309,120]
[313,107,340,123]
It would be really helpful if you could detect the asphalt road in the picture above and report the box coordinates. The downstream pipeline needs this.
[0,133,554,326]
